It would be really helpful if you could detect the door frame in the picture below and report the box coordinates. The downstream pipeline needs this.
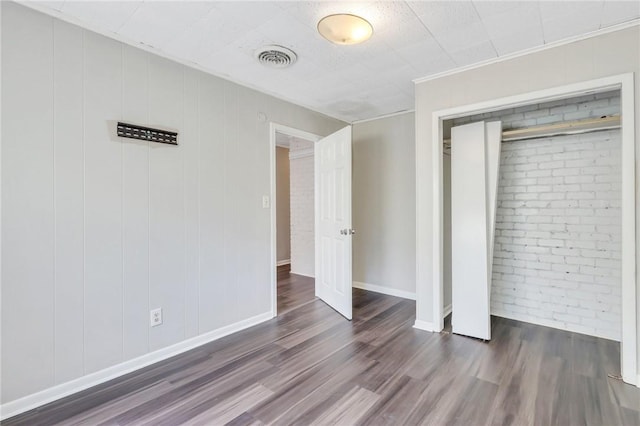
[426,73,637,386]
[269,123,322,317]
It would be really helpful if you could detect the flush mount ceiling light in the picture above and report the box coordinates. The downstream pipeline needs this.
[317,14,373,45]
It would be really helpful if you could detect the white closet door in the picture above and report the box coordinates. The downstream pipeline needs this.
[451,120,502,340]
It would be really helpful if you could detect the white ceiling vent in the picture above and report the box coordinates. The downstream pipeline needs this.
[255,45,297,68]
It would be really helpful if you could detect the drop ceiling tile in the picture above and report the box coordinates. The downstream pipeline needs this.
[491,27,544,56]
[159,8,250,62]
[395,38,456,75]
[60,1,141,32]
[410,1,481,35]
[221,29,275,59]
[542,3,603,43]
[118,2,218,49]
[601,1,640,26]
[357,49,414,73]
[374,15,435,51]
[252,15,320,57]
[449,41,497,67]
[212,1,285,29]
[472,1,524,19]
[478,2,542,40]
[539,1,604,22]
[433,21,492,53]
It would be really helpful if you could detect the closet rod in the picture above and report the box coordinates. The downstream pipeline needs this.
[443,115,620,150]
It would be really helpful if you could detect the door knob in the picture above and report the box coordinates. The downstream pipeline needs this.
[340,229,356,235]
[348,229,356,235]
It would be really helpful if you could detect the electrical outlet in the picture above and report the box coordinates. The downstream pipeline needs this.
[262,195,270,209]
[150,308,162,327]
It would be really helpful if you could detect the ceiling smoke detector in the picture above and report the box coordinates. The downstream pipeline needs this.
[255,45,297,68]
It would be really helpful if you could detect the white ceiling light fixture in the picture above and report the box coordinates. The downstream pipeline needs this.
[255,45,297,68]
[317,14,373,45]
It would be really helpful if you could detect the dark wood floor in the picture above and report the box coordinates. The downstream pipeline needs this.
[277,264,315,315]
[4,269,640,425]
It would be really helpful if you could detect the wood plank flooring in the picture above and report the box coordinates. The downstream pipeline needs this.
[277,265,314,316]
[4,269,640,425]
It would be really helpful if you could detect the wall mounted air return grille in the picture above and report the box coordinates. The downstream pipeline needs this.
[117,122,178,145]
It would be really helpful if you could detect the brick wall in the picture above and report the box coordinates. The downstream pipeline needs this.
[289,139,315,277]
[451,91,621,340]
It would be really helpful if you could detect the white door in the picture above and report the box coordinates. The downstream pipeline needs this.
[315,126,353,320]
[451,121,502,340]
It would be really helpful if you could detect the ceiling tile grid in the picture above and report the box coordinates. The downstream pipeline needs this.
[26,1,640,122]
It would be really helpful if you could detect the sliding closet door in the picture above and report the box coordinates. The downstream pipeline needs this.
[451,121,502,341]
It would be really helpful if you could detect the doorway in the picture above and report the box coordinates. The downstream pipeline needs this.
[272,125,320,316]
[270,123,355,320]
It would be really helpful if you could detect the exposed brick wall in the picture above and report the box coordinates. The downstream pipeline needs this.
[289,139,315,277]
[450,91,621,340]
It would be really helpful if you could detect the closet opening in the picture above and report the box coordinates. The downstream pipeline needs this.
[428,74,636,385]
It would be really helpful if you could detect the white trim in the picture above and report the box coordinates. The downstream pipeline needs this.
[269,123,321,318]
[351,109,414,125]
[0,311,272,421]
[619,73,637,386]
[443,304,452,318]
[413,319,435,332]
[276,259,291,267]
[352,281,416,300]
[18,2,348,124]
[425,73,637,387]
[289,148,314,160]
[413,20,640,84]
[290,270,315,279]
[491,310,619,342]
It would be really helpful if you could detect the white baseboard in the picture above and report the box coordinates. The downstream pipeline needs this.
[290,270,314,278]
[352,281,416,300]
[443,304,452,317]
[0,311,273,421]
[491,309,619,342]
[276,259,291,266]
[413,319,435,332]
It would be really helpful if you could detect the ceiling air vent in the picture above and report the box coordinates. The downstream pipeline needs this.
[255,45,297,68]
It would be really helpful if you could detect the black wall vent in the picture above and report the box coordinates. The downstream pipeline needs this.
[117,122,178,145]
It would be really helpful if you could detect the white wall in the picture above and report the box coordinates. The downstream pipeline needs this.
[443,155,452,311]
[289,139,315,277]
[276,147,290,263]
[492,131,621,340]
[352,113,416,297]
[415,25,640,369]
[0,2,344,405]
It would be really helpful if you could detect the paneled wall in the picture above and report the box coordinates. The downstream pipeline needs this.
[1,2,344,404]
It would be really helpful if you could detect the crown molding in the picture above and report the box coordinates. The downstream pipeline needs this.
[351,109,415,125]
[413,19,640,85]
